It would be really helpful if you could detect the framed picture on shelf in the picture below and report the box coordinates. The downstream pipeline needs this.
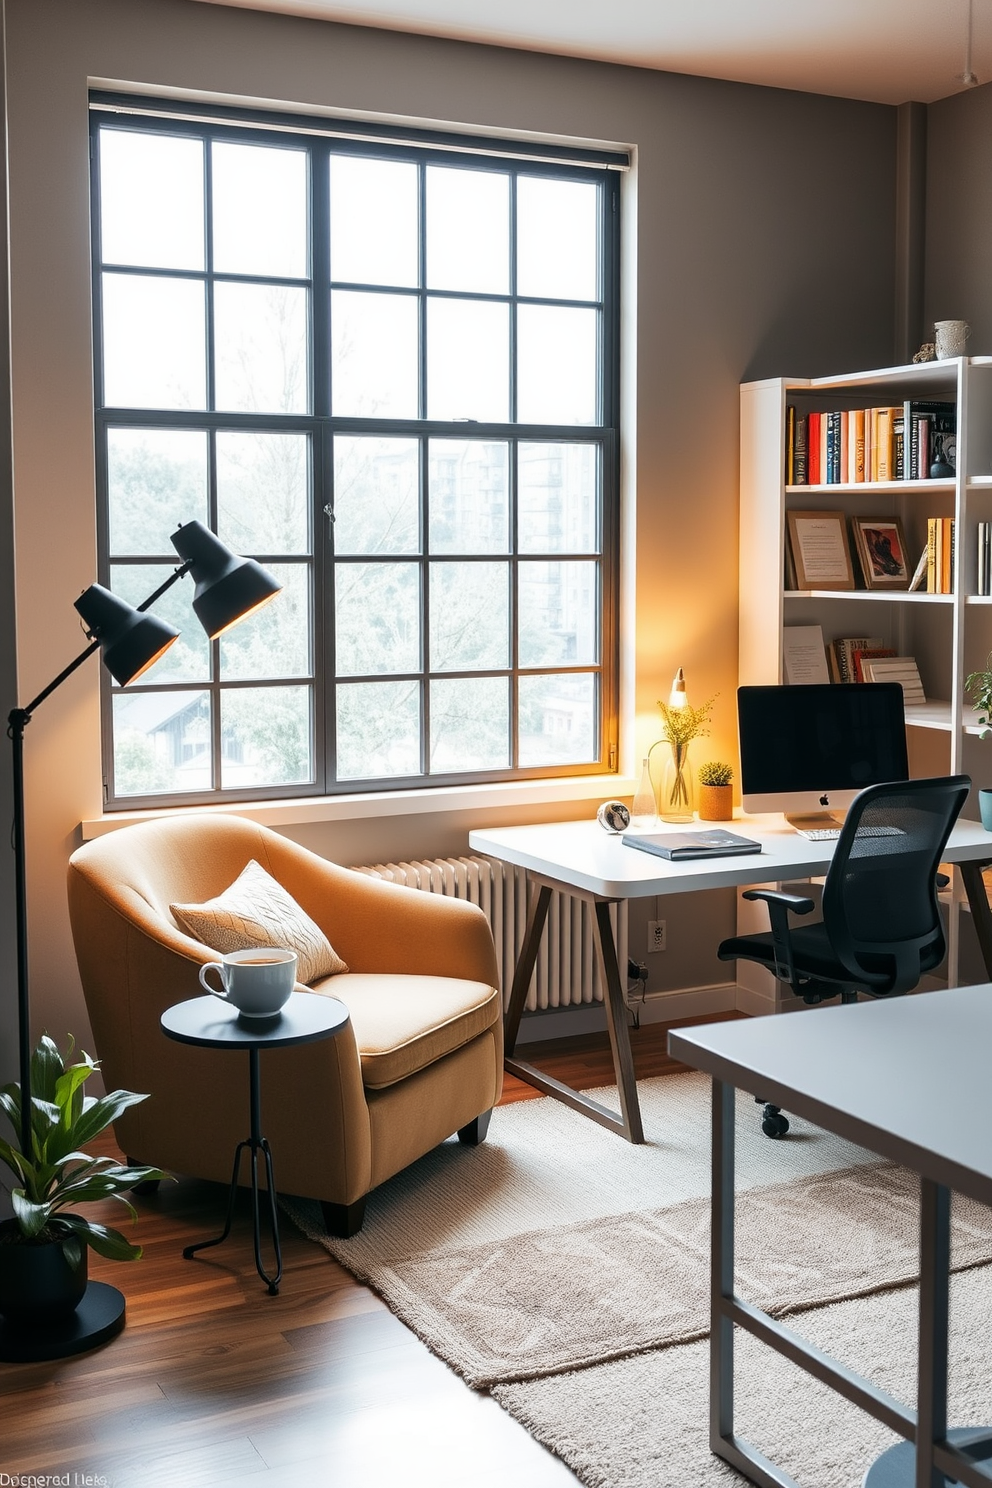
[850,516,911,590]
[785,510,855,591]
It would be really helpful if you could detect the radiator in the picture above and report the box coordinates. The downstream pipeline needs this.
[352,855,628,1014]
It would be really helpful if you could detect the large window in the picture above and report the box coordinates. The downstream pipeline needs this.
[90,100,621,805]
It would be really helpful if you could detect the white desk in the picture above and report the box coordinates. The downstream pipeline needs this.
[468,816,992,1141]
[669,988,992,1488]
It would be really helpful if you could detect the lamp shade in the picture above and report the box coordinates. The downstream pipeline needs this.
[74,585,179,687]
[170,521,282,639]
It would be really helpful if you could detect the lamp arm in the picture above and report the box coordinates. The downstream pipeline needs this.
[6,557,192,1155]
[133,559,191,616]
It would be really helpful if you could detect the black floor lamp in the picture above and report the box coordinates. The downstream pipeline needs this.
[4,519,281,1360]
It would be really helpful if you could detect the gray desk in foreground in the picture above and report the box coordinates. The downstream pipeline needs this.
[669,988,992,1488]
[469,816,992,1142]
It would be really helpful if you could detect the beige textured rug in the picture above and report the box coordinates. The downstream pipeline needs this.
[284,1072,992,1389]
[494,1265,992,1488]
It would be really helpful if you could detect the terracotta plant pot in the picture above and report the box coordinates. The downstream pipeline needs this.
[0,1218,88,1325]
[697,783,733,821]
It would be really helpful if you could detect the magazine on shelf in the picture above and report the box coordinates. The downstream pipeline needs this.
[621,829,762,861]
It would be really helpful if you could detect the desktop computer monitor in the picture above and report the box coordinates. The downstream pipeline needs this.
[738,682,909,822]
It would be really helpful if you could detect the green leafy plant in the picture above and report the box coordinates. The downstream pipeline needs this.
[0,1035,168,1260]
[966,654,992,739]
[698,760,734,787]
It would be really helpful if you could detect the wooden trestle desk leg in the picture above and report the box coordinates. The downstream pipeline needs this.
[503,877,645,1143]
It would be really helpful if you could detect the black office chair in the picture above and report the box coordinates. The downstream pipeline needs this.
[717,775,971,1136]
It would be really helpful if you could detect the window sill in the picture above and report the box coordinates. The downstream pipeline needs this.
[80,773,638,840]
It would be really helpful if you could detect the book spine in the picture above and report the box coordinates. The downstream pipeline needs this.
[903,399,913,480]
[980,521,991,597]
[841,410,851,483]
[825,414,835,485]
[793,414,808,485]
[808,412,821,485]
[945,517,955,594]
[836,636,876,683]
[927,516,938,593]
[875,407,895,482]
[853,408,866,483]
[894,413,904,480]
[819,413,828,485]
[785,405,795,486]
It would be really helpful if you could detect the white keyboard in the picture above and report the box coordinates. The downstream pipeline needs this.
[797,824,905,842]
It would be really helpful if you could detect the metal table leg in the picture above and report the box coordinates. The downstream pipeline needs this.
[183,1047,283,1295]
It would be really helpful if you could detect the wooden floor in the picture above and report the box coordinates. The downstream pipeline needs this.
[1,1016,734,1488]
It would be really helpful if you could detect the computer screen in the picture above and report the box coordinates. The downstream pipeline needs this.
[738,683,909,817]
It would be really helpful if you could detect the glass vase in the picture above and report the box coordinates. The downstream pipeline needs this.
[631,757,658,827]
[660,743,694,823]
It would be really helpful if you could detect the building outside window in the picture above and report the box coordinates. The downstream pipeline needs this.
[90,98,622,806]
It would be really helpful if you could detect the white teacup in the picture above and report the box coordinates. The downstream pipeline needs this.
[199,947,297,1018]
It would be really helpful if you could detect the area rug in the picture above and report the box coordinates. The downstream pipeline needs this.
[283,1072,992,1389]
[494,1265,992,1488]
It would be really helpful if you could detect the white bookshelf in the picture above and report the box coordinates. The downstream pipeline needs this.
[740,355,992,782]
[738,357,992,1008]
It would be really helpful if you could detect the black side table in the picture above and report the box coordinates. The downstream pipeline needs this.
[161,991,350,1295]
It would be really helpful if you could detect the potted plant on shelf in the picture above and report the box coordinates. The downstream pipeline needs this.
[0,1035,167,1328]
[649,673,717,823]
[965,655,992,830]
[697,761,734,821]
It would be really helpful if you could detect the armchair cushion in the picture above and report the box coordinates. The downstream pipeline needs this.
[171,858,348,984]
[314,973,501,1089]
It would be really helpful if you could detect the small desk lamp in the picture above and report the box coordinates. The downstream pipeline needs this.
[4,519,281,1358]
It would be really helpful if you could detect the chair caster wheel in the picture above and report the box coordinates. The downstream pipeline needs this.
[759,1104,789,1138]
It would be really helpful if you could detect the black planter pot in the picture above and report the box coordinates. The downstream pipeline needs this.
[0,1218,88,1325]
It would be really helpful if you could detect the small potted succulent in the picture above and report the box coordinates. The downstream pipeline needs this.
[697,761,734,821]
[965,656,992,830]
[0,1035,167,1327]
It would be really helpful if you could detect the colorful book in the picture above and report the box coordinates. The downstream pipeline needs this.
[852,646,897,682]
[852,408,866,482]
[874,406,899,481]
[793,413,808,485]
[808,411,821,485]
[829,635,883,684]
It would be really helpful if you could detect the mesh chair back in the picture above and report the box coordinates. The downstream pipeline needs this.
[821,775,970,994]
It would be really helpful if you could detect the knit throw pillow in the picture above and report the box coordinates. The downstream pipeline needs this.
[171,859,348,985]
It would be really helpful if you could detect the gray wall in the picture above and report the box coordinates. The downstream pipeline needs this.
[925,81,992,348]
[4,0,899,1046]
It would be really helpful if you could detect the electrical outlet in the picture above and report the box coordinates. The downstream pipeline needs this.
[648,919,666,953]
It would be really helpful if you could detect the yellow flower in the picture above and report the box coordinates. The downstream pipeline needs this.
[653,694,716,750]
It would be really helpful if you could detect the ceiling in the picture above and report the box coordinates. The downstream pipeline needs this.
[191,0,991,106]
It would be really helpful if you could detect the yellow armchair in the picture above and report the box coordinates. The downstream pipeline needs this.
[66,814,502,1236]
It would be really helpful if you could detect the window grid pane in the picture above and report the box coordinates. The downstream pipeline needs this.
[94,111,617,805]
